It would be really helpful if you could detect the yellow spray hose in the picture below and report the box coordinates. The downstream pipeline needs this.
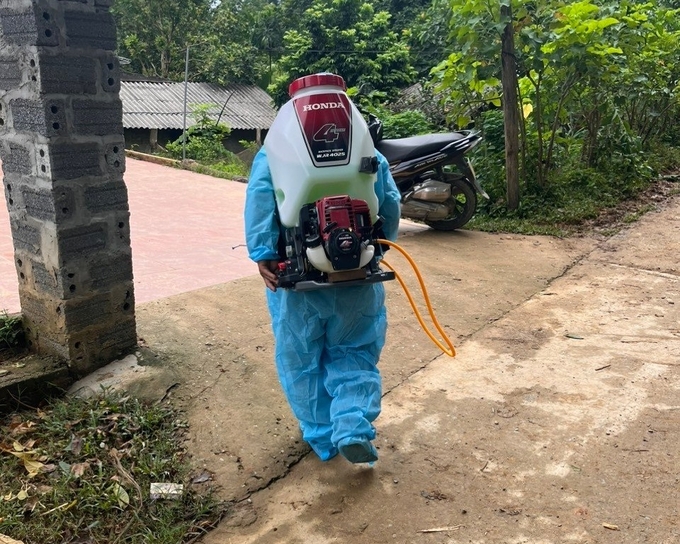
[377,239,456,357]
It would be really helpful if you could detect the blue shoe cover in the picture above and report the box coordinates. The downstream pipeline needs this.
[316,447,338,462]
[338,437,378,464]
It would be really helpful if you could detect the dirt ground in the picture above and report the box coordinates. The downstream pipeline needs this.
[130,182,679,544]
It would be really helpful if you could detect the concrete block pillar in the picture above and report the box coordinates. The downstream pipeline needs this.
[0,0,136,376]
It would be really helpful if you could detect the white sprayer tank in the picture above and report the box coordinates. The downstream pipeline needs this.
[264,73,379,228]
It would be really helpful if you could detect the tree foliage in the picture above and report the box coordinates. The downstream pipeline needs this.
[430,0,680,205]
[188,0,277,86]
[268,0,416,106]
[112,0,276,84]
[112,0,212,80]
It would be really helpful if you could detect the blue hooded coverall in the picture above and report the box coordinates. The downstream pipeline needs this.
[244,147,401,462]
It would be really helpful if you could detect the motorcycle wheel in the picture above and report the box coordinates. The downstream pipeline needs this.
[424,175,477,231]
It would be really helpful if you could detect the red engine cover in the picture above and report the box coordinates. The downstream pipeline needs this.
[316,196,372,242]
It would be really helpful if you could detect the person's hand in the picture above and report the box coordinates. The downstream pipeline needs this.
[257,260,280,292]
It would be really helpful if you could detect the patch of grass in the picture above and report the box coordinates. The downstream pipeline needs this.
[0,312,24,353]
[470,166,680,236]
[190,159,249,180]
[467,215,571,237]
[0,392,224,543]
[622,204,655,224]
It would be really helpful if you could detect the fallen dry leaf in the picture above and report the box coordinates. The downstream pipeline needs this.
[2,447,45,478]
[9,420,36,436]
[110,483,130,509]
[23,458,44,478]
[71,462,91,478]
[0,533,26,544]
[67,436,83,456]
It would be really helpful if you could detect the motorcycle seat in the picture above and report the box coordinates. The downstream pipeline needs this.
[376,133,468,164]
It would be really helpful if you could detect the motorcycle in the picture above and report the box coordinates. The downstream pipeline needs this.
[367,114,488,231]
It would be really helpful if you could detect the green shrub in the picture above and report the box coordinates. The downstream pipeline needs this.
[0,311,23,351]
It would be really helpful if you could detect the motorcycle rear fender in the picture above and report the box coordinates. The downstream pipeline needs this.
[389,132,482,179]
[441,131,482,154]
[389,151,449,179]
[453,157,489,199]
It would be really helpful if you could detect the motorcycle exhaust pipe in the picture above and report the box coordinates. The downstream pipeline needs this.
[401,199,452,221]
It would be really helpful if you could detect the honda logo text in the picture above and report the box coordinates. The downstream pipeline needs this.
[303,102,346,112]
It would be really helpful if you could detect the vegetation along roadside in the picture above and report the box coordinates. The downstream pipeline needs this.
[0,393,225,544]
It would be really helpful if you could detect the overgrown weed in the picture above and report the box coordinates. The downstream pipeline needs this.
[0,391,224,543]
[0,312,24,355]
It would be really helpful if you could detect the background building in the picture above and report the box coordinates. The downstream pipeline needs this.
[120,73,277,154]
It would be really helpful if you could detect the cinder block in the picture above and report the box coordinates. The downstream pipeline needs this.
[0,99,6,130]
[58,223,107,260]
[64,10,117,51]
[53,185,76,221]
[10,218,41,255]
[72,98,122,136]
[112,212,132,245]
[0,5,59,47]
[2,142,32,174]
[3,178,14,208]
[104,140,125,174]
[69,316,138,375]
[11,98,67,137]
[20,293,53,326]
[21,186,56,221]
[34,144,50,176]
[0,58,21,90]
[49,142,102,180]
[91,316,137,353]
[39,54,98,95]
[37,334,70,360]
[2,178,9,201]
[89,253,133,290]
[52,264,79,299]
[31,259,60,296]
[101,54,120,93]
[84,180,129,212]
[64,293,111,328]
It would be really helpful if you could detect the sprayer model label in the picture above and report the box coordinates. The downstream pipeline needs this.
[293,92,352,167]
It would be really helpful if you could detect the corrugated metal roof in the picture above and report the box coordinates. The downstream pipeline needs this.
[120,71,172,83]
[120,81,278,131]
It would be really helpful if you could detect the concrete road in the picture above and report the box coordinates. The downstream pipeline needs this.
[130,193,680,544]
[189,193,679,544]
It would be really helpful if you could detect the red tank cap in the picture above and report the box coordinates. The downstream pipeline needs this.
[288,73,346,97]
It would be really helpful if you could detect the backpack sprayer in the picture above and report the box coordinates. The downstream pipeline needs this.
[264,73,455,357]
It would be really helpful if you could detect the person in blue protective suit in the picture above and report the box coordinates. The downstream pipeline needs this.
[244,147,401,464]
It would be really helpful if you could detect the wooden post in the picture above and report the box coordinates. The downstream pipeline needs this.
[150,128,158,150]
[501,3,520,211]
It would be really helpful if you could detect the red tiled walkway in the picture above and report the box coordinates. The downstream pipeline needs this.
[1,158,252,314]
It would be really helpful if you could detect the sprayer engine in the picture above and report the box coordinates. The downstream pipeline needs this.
[277,196,394,291]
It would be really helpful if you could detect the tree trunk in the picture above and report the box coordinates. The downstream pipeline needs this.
[501,3,520,211]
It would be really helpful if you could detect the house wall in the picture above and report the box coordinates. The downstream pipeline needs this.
[123,128,181,153]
